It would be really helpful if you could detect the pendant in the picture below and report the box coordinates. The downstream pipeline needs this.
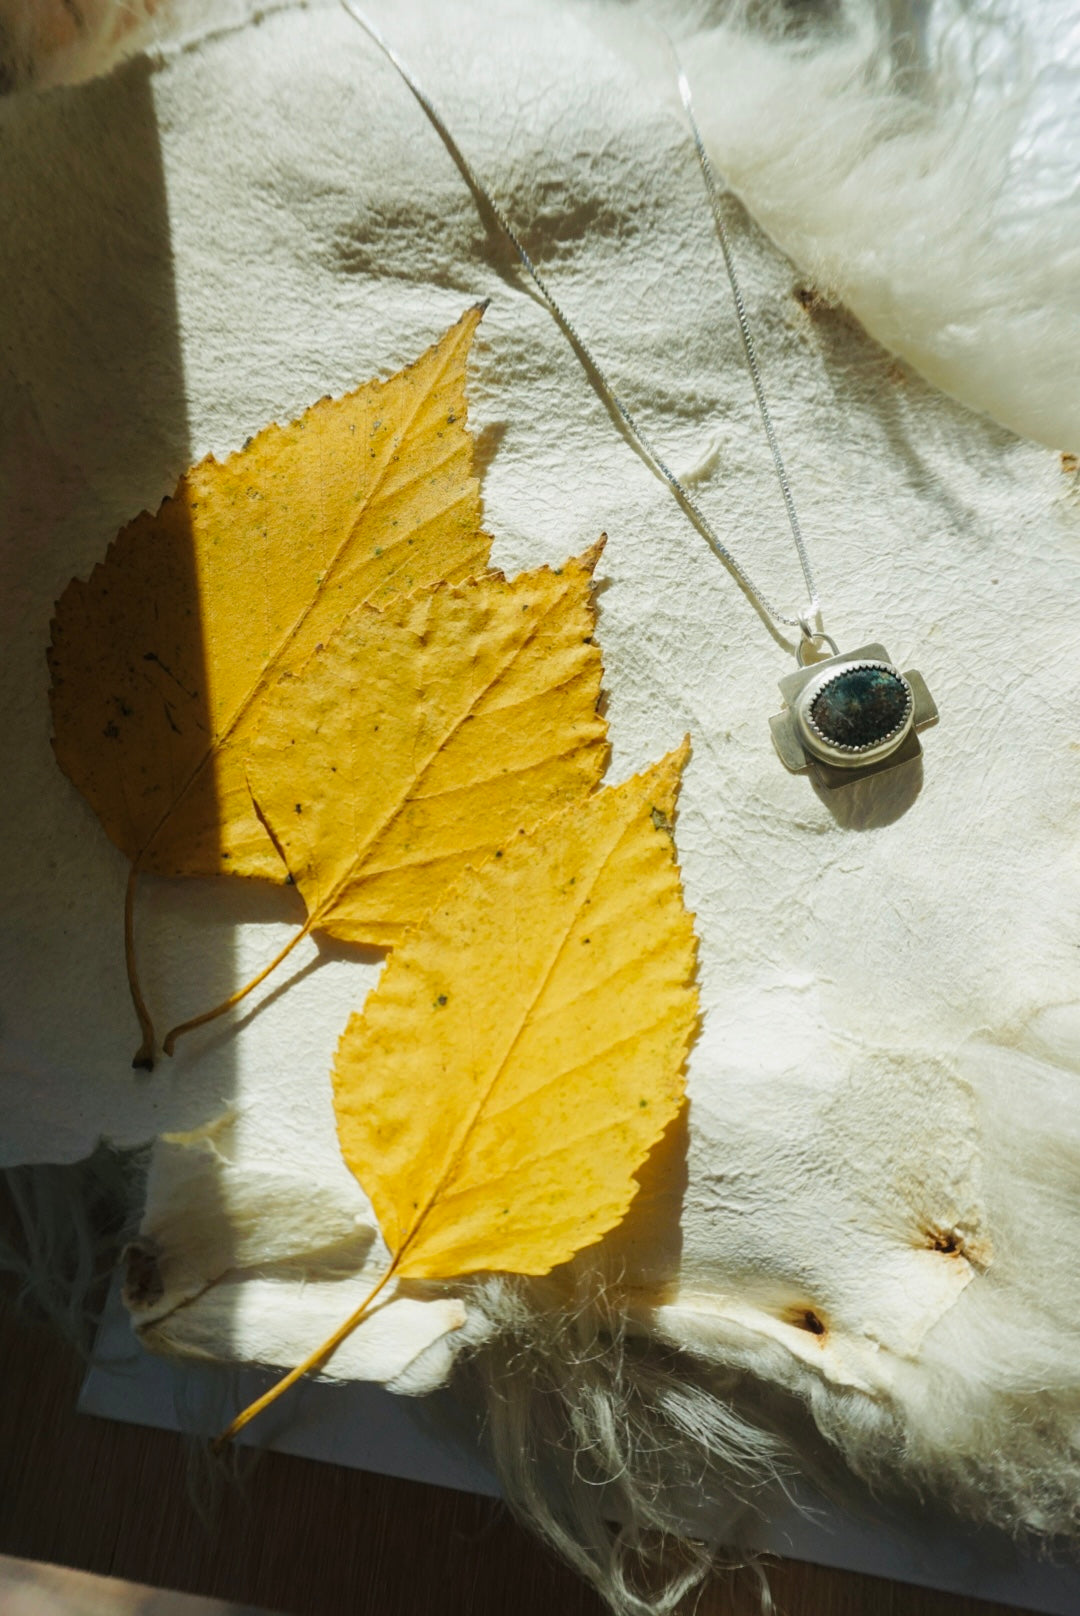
[770,641,937,789]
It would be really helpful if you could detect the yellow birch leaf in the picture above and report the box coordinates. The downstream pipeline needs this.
[47,308,490,1059]
[49,307,489,883]
[163,549,609,1050]
[217,744,697,1444]
[334,742,697,1281]
[253,549,607,945]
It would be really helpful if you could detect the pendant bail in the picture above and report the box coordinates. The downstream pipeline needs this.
[796,613,838,667]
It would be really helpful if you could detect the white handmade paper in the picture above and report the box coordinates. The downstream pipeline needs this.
[3,0,1080,1530]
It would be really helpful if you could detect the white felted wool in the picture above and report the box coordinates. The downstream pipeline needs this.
[639,0,1080,451]
[3,0,1080,1590]
[125,1115,468,1391]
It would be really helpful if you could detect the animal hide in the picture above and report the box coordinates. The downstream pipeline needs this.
[3,1,1080,1610]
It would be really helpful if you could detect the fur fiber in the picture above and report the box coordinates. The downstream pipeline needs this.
[662,0,1080,449]
[1,1146,139,1346]
[457,1043,1080,1612]
[462,1273,801,1616]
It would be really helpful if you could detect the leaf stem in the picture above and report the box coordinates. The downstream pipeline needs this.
[126,866,157,1070]
[162,920,313,1056]
[214,1259,400,1448]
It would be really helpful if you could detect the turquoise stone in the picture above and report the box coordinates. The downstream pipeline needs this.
[810,666,909,750]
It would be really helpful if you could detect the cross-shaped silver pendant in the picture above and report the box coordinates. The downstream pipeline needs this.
[770,642,938,789]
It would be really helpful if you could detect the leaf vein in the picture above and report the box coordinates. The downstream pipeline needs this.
[480,1004,691,1130]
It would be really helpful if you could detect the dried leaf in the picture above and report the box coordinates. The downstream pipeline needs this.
[251,548,608,947]
[163,549,609,1051]
[219,743,697,1441]
[48,308,490,1056]
[335,741,697,1280]
[50,307,488,880]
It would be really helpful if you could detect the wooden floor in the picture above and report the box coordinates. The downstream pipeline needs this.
[0,1288,1036,1616]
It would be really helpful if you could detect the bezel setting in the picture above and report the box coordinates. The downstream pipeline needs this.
[769,641,936,789]
[793,659,914,770]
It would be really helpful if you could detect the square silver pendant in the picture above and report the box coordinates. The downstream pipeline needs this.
[770,642,938,789]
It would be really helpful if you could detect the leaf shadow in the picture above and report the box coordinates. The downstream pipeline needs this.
[173,929,388,1064]
[312,932,387,969]
[193,954,325,1061]
[605,1102,690,1288]
[153,870,309,928]
[472,419,507,484]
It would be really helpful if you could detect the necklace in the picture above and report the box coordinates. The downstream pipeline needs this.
[341,1,938,789]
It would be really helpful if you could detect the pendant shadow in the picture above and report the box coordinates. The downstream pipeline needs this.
[813,751,924,829]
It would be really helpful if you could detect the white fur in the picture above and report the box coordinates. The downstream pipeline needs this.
[669,0,1080,450]
[462,1274,790,1616]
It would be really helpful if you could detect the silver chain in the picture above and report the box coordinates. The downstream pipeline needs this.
[340,0,824,641]
[675,69,820,632]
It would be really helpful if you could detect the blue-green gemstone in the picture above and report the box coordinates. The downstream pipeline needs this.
[811,667,909,750]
